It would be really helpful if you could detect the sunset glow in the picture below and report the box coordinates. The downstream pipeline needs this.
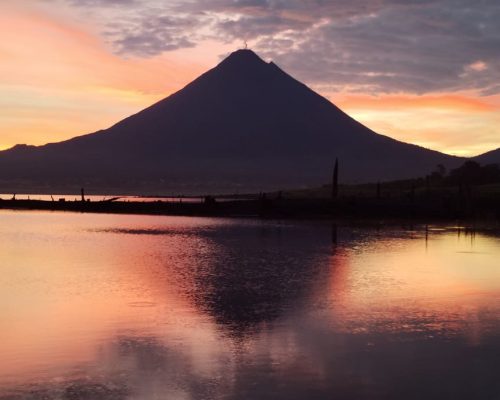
[1,1,499,156]
[2,3,500,397]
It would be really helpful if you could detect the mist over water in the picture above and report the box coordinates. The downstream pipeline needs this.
[1,211,500,399]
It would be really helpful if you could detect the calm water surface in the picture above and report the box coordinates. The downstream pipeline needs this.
[1,211,500,399]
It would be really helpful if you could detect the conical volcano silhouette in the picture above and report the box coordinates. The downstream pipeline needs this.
[0,49,461,193]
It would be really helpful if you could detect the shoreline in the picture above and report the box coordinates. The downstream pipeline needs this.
[1,197,499,223]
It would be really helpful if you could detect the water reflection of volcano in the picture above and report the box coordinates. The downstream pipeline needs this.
[187,223,333,333]
[3,216,500,400]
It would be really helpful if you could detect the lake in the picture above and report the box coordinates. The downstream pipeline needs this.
[1,210,500,399]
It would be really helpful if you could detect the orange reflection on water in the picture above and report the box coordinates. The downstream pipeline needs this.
[2,214,500,399]
[0,212,226,385]
[326,227,500,338]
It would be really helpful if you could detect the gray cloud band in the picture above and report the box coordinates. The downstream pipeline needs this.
[61,0,500,94]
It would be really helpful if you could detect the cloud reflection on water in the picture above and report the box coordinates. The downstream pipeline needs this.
[1,213,500,399]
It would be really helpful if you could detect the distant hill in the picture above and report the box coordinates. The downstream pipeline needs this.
[474,148,500,165]
[0,49,464,194]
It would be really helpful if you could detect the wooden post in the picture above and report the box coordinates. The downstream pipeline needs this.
[81,188,85,202]
[332,158,338,200]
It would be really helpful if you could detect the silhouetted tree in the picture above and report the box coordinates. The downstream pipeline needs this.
[447,161,500,186]
[448,161,481,185]
[427,164,446,186]
[436,164,446,177]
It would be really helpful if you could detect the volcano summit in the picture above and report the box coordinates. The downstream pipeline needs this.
[0,50,462,194]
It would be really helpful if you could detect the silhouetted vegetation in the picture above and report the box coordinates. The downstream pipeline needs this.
[443,161,500,186]
[1,161,499,221]
[418,161,500,188]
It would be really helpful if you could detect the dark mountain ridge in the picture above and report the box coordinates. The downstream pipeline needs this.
[0,50,465,194]
[473,148,500,165]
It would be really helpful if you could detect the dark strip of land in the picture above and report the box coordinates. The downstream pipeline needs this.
[1,187,499,221]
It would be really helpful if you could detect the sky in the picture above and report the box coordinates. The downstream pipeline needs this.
[1,0,499,157]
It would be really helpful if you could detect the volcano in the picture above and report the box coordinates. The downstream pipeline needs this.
[0,49,463,194]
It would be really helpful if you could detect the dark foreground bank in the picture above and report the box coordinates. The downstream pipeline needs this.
[1,192,499,220]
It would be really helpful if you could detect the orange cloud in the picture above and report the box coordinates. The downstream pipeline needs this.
[467,60,488,72]
[333,93,496,112]
[0,5,209,149]
[328,92,500,157]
